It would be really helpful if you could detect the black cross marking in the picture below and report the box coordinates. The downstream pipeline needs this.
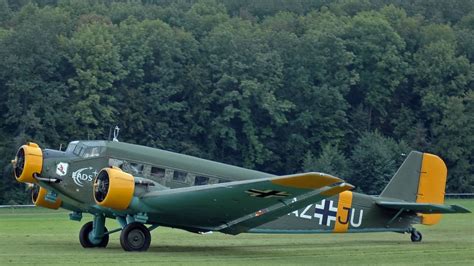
[245,189,290,198]
[314,200,337,225]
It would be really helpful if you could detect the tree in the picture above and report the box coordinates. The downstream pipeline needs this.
[414,40,471,123]
[455,11,474,62]
[201,20,292,169]
[0,0,11,25]
[302,144,350,179]
[267,10,354,173]
[349,131,410,195]
[112,18,205,158]
[391,106,429,150]
[63,22,125,139]
[1,1,474,204]
[432,93,474,192]
[183,0,230,39]
[379,5,424,53]
[0,4,72,145]
[344,11,408,129]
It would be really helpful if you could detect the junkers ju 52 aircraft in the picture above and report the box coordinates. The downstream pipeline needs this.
[12,136,470,251]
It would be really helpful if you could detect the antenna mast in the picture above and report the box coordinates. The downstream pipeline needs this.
[113,126,120,142]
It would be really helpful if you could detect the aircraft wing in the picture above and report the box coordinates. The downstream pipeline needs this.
[137,172,353,234]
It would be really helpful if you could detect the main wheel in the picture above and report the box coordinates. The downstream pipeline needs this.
[120,222,151,252]
[79,221,109,248]
[411,230,422,242]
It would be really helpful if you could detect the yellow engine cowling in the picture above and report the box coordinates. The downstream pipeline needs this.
[93,167,135,210]
[32,187,62,209]
[13,142,43,183]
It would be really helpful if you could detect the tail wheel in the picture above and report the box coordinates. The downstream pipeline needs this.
[79,221,109,248]
[120,222,151,252]
[410,230,422,242]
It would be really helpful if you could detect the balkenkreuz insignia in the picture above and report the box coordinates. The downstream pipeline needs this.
[245,189,291,198]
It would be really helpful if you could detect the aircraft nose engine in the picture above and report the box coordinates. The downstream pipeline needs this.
[12,142,43,183]
[93,167,135,210]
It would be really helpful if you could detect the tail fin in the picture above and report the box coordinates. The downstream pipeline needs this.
[380,151,448,225]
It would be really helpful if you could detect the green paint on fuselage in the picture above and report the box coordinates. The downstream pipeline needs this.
[254,192,416,233]
[39,140,417,234]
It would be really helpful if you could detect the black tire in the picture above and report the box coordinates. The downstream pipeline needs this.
[79,221,109,248]
[410,230,422,242]
[120,222,151,252]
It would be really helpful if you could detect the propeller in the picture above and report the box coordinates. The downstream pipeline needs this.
[31,184,40,203]
[94,170,110,202]
[13,148,25,178]
[12,143,42,183]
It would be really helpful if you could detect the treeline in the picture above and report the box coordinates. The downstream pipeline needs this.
[0,0,473,204]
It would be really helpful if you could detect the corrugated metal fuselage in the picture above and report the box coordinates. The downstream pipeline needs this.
[41,140,415,234]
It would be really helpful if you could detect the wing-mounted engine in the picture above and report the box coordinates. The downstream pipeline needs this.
[32,186,62,209]
[93,167,135,210]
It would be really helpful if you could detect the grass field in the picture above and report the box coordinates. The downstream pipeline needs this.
[0,199,473,265]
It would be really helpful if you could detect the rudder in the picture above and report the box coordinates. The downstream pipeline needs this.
[416,153,447,225]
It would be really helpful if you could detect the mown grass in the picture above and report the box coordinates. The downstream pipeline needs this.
[0,199,473,265]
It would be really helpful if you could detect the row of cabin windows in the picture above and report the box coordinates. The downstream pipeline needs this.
[111,158,226,186]
[170,169,213,186]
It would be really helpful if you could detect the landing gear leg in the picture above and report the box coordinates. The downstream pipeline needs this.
[120,222,151,251]
[79,214,109,248]
[410,229,422,242]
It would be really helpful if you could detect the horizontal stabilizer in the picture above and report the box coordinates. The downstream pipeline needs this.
[376,201,471,214]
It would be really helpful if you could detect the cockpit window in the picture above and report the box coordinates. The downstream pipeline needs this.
[65,142,77,153]
[67,141,104,158]
[73,145,83,156]
[83,147,102,158]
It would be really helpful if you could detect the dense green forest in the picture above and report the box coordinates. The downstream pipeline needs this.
[0,0,473,204]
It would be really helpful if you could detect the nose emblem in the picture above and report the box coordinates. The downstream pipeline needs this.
[56,162,69,176]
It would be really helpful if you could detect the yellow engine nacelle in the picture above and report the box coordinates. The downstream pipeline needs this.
[13,142,43,183]
[93,167,135,210]
[32,187,62,209]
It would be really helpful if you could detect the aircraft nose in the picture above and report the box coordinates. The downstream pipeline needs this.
[13,142,43,183]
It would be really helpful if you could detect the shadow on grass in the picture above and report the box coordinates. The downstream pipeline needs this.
[32,232,465,256]
[102,238,439,254]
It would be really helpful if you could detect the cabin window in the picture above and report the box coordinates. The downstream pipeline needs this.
[173,170,187,182]
[194,176,209,186]
[129,162,144,175]
[151,167,165,178]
